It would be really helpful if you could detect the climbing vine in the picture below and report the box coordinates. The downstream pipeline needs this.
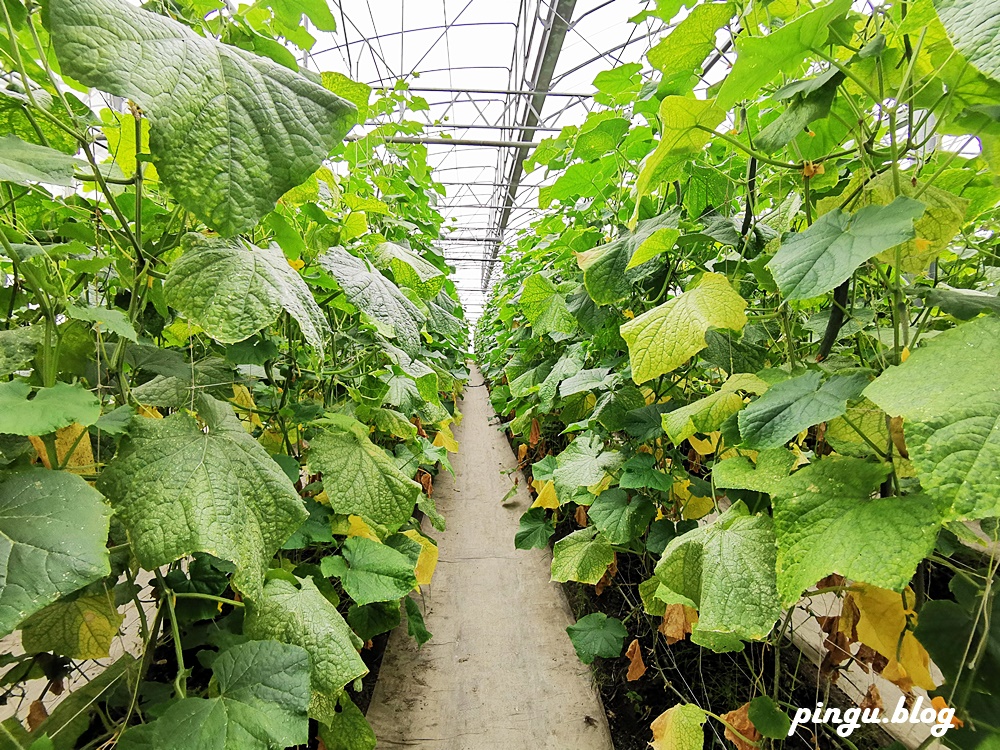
[477,0,1000,746]
[0,1,466,748]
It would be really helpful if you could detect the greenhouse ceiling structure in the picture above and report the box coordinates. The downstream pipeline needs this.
[303,0,668,322]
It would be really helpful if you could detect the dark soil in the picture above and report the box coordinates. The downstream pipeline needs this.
[557,529,897,750]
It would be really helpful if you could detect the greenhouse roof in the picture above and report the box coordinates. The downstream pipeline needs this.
[305,0,666,322]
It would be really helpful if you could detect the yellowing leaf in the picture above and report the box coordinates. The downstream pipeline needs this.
[674,479,714,520]
[687,431,720,456]
[232,384,264,430]
[650,704,707,750]
[29,422,94,474]
[620,273,747,384]
[433,422,459,453]
[402,529,438,587]
[532,480,559,509]
[847,584,936,691]
[137,404,163,419]
[347,515,381,542]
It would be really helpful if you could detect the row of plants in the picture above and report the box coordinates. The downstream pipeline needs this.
[476,0,999,747]
[0,1,467,748]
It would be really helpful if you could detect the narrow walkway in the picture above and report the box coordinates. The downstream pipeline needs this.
[366,366,614,750]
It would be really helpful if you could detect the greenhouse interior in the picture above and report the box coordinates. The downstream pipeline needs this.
[0,0,997,748]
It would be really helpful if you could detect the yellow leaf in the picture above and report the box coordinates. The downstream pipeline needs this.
[232,384,263,430]
[433,422,459,453]
[402,529,439,587]
[347,515,381,542]
[587,473,614,495]
[314,490,330,505]
[532,480,559,509]
[847,584,936,691]
[137,404,163,419]
[29,423,94,474]
[673,479,714,520]
[687,431,720,456]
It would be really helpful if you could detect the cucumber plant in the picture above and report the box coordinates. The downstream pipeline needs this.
[0,1,466,748]
[477,0,1000,745]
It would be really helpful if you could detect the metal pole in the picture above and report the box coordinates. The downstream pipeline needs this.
[485,0,577,289]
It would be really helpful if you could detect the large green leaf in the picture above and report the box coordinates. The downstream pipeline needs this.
[306,414,422,532]
[0,135,81,186]
[647,3,736,94]
[0,381,100,436]
[588,489,656,544]
[21,593,122,660]
[712,448,796,494]
[243,577,368,707]
[550,527,614,584]
[317,693,376,750]
[322,537,417,606]
[576,212,680,305]
[655,501,781,646]
[565,612,627,664]
[518,274,577,336]
[370,242,445,300]
[756,71,844,153]
[553,432,624,499]
[716,0,853,109]
[97,394,307,599]
[621,272,747,384]
[49,0,356,236]
[633,97,724,217]
[771,457,944,604]
[0,470,111,637]
[738,371,868,449]
[662,373,768,444]
[767,197,925,300]
[514,507,556,550]
[164,234,328,352]
[864,316,1000,519]
[118,640,311,750]
[317,247,425,355]
[932,0,1000,84]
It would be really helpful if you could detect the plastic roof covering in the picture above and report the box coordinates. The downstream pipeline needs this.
[304,0,668,324]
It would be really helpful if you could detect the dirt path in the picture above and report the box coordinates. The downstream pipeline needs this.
[366,366,614,750]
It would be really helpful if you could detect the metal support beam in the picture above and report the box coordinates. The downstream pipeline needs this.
[345,134,539,148]
[484,0,577,289]
[403,86,590,98]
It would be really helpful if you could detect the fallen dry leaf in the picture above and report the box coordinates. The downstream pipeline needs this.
[860,684,883,712]
[595,554,618,596]
[575,504,589,528]
[625,639,646,681]
[529,418,541,447]
[517,443,528,464]
[27,700,47,732]
[721,702,761,750]
[659,603,697,645]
